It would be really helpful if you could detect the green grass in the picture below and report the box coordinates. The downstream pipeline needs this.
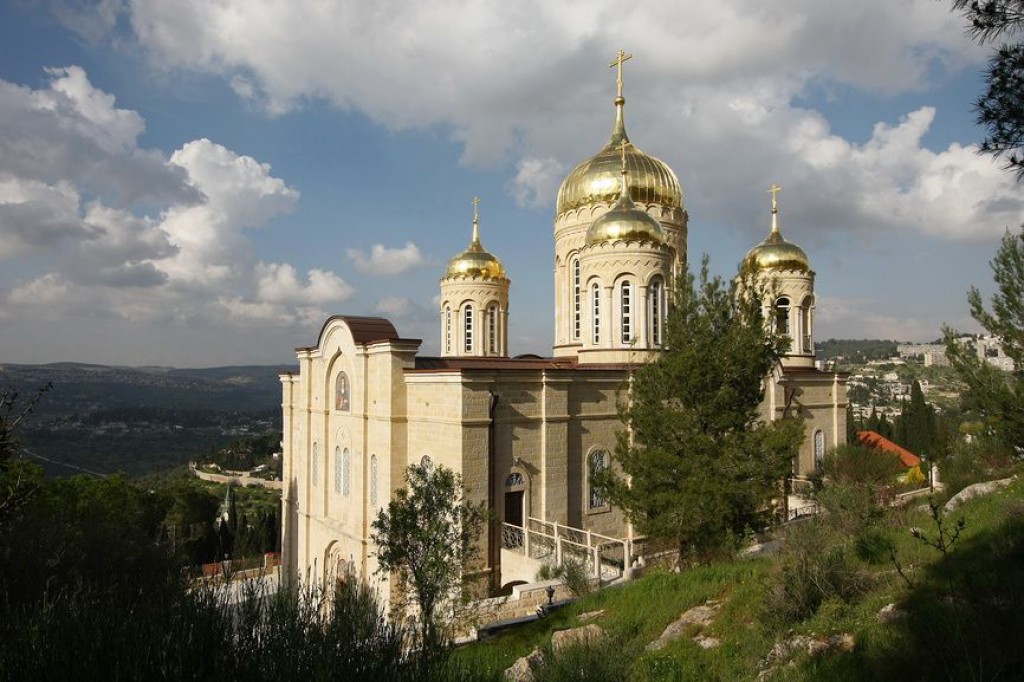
[463,477,1024,681]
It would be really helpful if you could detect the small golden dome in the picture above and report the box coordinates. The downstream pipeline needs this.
[744,232,810,272]
[556,97,682,216]
[744,187,810,272]
[585,162,665,246]
[445,242,506,279]
[445,199,507,279]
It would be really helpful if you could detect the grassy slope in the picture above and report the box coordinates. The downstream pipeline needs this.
[461,477,1024,681]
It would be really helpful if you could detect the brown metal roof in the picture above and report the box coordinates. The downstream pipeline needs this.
[312,315,405,349]
[410,356,638,373]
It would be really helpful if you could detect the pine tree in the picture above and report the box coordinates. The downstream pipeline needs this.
[898,381,936,458]
[945,227,1024,450]
[598,258,803,564]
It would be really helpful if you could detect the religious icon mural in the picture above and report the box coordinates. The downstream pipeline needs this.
[335,371,350,411]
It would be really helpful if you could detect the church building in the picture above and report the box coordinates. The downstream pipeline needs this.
[278,53,847,599]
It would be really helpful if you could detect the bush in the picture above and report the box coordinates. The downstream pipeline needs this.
[536,555,593,598]
[763,519,870,625]
[530,635,637,682]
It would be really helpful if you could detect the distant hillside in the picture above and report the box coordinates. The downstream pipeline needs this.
[0,363,295,416]
[0,363,295,478]
[815,338,900,362]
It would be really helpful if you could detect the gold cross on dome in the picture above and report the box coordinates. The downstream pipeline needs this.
[609,49,633,98]
[767,183,782,211]
[472,196,480,223]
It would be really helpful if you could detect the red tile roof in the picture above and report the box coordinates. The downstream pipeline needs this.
[856,431,922,468]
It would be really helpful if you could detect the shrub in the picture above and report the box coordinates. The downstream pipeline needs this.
[531,635,637,682]
[763,519,869,624]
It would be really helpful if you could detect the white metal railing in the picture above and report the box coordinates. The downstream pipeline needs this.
[500,517,635,583]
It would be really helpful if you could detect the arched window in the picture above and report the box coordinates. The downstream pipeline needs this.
[444,306,452,354]
[591,282,601,344]
[487,304,498,355]
[312,443,319,487]
[370,454,378,507]
[335,372,350,411]
[572,257,581,340]
[343,448,351,497]
[588,450,608,509]
[464,305,474,353]
[801,295,814,353]
[620,280,633,344]
[334,446,342,494]
[649,278,664,346]
[775,297,791,336]
[814,430,825,470]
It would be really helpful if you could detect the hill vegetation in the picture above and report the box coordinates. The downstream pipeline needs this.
[0,362,288,476]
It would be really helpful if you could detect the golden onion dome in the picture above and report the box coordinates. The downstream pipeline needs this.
[556,96,682,217]
[743,188,810,272]
[585,159,665,246]
[445,201,507,279]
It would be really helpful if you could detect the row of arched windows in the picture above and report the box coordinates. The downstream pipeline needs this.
[443,302,502,354]
[574,266,666,347]
[310,443,378,507]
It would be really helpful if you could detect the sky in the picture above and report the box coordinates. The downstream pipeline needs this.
[0,0,1021,367]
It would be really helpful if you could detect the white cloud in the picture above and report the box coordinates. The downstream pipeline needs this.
[0,178,85,257]
[8,273,71,306]
[346,242,426,275]
[256,262,353,304]
[0,66,190,206]
[509,156,564,209]
[0,67,332,333]
[66,0,1014,244]
[372,296,415,318]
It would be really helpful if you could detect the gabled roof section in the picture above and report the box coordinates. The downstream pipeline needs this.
[856,430,922,468]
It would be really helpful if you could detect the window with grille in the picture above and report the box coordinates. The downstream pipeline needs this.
[588,450,607,509]
[650,278,663,346]
[343,448,351,497]
[487,305,498,355]
[334,446,342,494]
[444,306,452,353]
[464,305,474,353]
[814,430,825,470]
[572,258,581,340]
[621,280,632,344]
[592,282,601,344]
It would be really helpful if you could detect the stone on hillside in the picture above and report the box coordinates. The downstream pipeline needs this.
[877,603,906,623]
[577,609,605,622]
[693,634,721,649]
[551,624,604,652]
[944,477,1016,512]
[503,648,544,682]
[759,632,855,677]
[739,539,783,558]
[646,602,721,650]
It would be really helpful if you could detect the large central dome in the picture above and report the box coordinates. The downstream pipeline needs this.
[555,97,682,216]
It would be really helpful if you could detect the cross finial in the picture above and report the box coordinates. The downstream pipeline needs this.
[471,196,480,245]
[767,183,782,235]
[609,49,633,99]
[767,183,782,212]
